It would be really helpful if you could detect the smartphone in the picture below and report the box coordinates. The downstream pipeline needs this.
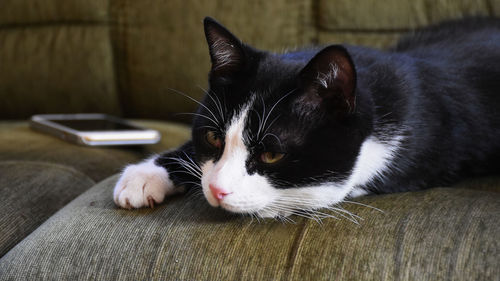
[30,114,161,146]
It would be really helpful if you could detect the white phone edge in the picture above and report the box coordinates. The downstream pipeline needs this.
[30,114,161,146]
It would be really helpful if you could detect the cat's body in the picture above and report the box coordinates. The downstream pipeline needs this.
[114,17,500,219]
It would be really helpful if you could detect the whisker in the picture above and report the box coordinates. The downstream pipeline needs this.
[263,114,281,134]
[343,200,384,213]
[260,89,296,137]
[175,112,219,128]
[163,157,202,179]
[197,86,226,124]
[325,209,360,224]
[327,206,363,221]
[174,160,202,176]
[183,151,201,171]
[168,171,201,180]
[262,133,283,148]
[256,95,267,140]
[271,197,361,224]
[167,88,220,125]
[266,202,338,224]
[185,189,205,201]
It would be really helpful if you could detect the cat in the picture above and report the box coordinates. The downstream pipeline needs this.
[113,17,500,219]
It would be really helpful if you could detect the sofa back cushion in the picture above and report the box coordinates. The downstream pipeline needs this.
[0,0,314,121]
[316,0,500,48]
[0,0,122,119]
[1,0,499,120]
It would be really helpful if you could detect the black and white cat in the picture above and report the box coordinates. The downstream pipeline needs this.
[114,17,500,219]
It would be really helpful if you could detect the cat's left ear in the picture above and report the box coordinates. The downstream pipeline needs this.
[204,17,246,78]
[298,45,357,115]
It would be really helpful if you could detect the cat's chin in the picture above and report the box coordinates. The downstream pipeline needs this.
[217,200,275,217]
[219,204,291,219]
[254,209,293,219]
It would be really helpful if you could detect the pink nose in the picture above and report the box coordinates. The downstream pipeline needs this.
[209,184,231,201]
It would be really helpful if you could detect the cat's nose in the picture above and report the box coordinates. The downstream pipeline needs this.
[209,184,232,201]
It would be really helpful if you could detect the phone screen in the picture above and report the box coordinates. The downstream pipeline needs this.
[49,119,141,131]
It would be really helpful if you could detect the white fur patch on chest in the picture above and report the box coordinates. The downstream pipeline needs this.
[347,135,403,190]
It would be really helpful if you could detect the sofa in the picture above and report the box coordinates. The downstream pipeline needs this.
[0,1,499,280]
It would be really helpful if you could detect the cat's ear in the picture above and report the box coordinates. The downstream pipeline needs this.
[298,45,356,115]
[204,17,245,78]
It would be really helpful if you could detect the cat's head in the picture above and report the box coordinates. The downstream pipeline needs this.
[192,17,371,218]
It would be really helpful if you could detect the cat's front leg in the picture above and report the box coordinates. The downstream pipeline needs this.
[113,141,199,209]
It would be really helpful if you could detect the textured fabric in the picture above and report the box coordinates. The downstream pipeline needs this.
[0,0,314,121]
[0,0,115,119]
[0,175,498,280]
[0,26,121,119]
[1,1,500,279]
[0,120,190,182]
[316,0,500,48]
[0,0,109,24]
[318,0,500,30]
[0,161,95,258]
[112,0,315,122]
[4,0,498,120]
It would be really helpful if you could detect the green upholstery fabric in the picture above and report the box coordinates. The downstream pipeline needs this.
[0,161,95,257]
[317,0,500,48]
[0,175,498,280]
[3,0,499,119]
[0,120,189,260]
[0,0,109,24]
[0,26,121,119]
[1,1,500,279]
[0,0,314,121]
[0,0,115,119]
[0,121,190,182]
[317,0,500,30]
[108,0,314,121]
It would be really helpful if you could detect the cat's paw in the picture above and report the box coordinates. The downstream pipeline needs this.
[113,157,177,209]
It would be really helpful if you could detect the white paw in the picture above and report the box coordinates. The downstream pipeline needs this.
[113,157,176,209]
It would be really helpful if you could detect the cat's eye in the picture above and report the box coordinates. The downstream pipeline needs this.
[206,131,222,148]
[260,152,285,164]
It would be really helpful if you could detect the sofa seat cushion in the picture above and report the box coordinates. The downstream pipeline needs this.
[0,120,189,259]
[0,161,95,257]
[0,175,498,280]
[0,120,190,182]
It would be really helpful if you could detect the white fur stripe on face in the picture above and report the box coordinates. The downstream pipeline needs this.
[209,106,249,191]
[201,102,277,213]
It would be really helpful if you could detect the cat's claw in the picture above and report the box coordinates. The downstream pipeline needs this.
[147,196,155,208]
[113,158,176,209]
[125,198,132,210]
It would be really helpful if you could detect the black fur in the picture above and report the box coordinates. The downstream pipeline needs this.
[157,17,500,196]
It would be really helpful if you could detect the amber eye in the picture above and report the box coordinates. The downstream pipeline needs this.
[260,152,285,164]
[206,131,222,148]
